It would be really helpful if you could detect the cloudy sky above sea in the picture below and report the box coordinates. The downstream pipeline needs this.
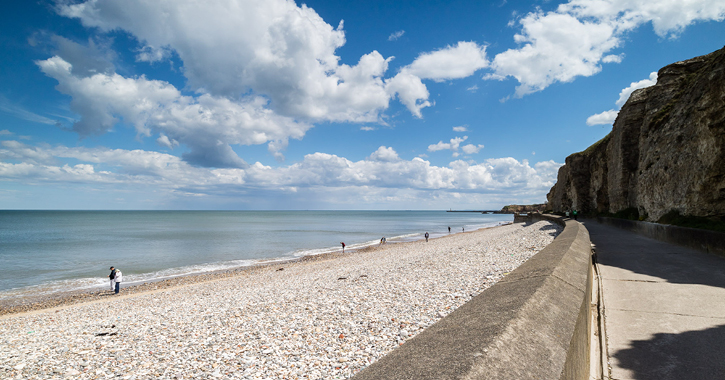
[1,0,724,210]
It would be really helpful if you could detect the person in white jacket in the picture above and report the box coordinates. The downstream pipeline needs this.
[113,269,123,294]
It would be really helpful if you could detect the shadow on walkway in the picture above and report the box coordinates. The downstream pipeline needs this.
[612,324,725,380]
[582,220,725,288]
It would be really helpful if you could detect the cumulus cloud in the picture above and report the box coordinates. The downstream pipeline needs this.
[490,11,619,97]
[428,136,468,152]
[0,141,562,204]
[388,30,405,41]
[586,109,619,126]
[488,0,725,96]
[384,72,432,118]
[452,125,468,132]
[587,71,658,126]
[404,42,489,82]
[428,136,484,157]
[45,0,503,164]
[368,146,400,162]
[615,71,658,107]
[461,144,485,155]
[57,0,400,123]
[37,56,315,168]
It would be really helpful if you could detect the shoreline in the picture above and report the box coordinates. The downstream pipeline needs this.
[0,220,560,378]
[0,223,509,317]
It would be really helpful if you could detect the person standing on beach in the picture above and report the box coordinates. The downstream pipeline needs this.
[113,268,123,294]
[108,266,116,291]
[341,242,346,253]
[448,226,451,233]
[425,232,429,242]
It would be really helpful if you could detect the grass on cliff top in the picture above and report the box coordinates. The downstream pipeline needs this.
[577,132,611,156]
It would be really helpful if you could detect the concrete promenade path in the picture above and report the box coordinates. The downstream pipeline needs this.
[582,220,725,380]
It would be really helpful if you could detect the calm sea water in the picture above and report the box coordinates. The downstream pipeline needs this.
[0,210,512,300]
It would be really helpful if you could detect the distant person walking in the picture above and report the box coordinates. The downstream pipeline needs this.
[573,210,578,220]
[425,232,429,242]
[108,266,116,291]
[341,242,346,253]
[380,237,386,245]
[448,226,451,233]
[113,268,123,294]
[462,227,465,232]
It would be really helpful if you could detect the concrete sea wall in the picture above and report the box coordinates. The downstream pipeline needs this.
[354,214,595,380]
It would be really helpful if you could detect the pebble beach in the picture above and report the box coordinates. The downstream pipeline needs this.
[0,220,560,379]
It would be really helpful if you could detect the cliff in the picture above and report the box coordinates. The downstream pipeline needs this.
[548,46,725,222]
[500,204,548,213]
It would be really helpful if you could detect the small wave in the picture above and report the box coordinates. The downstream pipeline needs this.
[0,220,511,301]
[0,258,284,302]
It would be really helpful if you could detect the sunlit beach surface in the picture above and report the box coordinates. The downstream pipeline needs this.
[0,220,560,379]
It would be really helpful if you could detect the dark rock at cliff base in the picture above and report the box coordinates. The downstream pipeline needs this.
[500,204,548,214]
[548,46,725,222]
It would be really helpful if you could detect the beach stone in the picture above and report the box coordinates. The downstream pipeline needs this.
[0,221,559,380]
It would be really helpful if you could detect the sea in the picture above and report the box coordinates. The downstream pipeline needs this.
[0,210,512,301]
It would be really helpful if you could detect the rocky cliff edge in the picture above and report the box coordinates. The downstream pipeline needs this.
[547,46,725,222]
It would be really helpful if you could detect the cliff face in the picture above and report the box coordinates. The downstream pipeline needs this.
[500,204,547,213]
[548,47,725,221]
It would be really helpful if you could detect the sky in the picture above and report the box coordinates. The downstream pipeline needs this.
[1,0,724,210]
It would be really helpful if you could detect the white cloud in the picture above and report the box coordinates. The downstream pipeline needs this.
[488,0,725,96]
[48,0,503,160]
[602,54,624,63]
[561,0,725,38]
[0,130,13,135]
[490,11,620,97]
[57,0,401,124]
[452,125,468,132]
[360,126,376,131]
[368,146,400,162]
[616,71,657,107]
[404,41,489,82]
[0,141,562,207]
[586,109,619,126]
[385,72,432,118]
[466,85,479,92]
[388,30,405,41]
[428,136,467,152]
[157,134,179,149]
[429,136,484,157]
[37,55,309,168]
[461,144,485,154]
[586,71,657,126]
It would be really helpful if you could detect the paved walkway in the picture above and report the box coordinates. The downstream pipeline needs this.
[582,221,725,380]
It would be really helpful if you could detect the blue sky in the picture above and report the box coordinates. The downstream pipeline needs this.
[1,0,724,210]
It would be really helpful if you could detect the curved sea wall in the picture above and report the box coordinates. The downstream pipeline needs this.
[354,215,595,380]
